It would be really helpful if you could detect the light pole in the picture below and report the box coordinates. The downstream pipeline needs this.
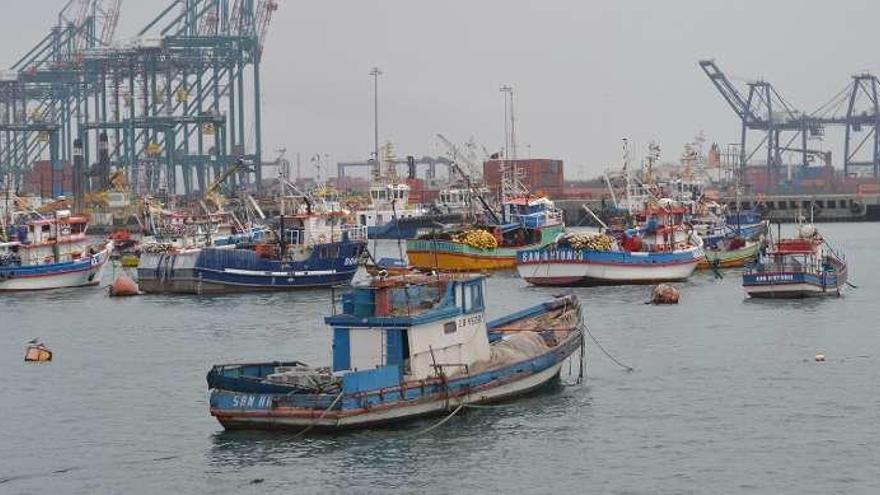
[500,85,516,159]
[500,85,511,159]
[370,67,382,180]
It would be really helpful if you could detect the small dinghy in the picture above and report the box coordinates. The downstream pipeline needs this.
[207,273,584,432]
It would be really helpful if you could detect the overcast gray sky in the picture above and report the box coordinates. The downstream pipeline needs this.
[2,1,878,179]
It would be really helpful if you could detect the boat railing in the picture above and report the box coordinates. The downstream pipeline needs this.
[745,261,818,275]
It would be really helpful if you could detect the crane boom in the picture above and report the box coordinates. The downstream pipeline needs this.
[699,60,755,121]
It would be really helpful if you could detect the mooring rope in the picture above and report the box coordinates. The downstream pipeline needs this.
[582,323,634,372]
[291,390,345,438]
[405,403,465,438]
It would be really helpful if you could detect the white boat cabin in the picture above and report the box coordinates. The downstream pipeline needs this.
[356,183,426,228]
[326,275,490,383]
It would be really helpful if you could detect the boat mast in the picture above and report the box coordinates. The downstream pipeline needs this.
[622,138,632,211]
[370,66,382,182]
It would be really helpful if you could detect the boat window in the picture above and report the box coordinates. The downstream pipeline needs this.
[42,225,51,234]
[840,200,847,209]
[778,202,787,210]
[443,321,457,334]
[470,284,483,311]
[462,284,472,311]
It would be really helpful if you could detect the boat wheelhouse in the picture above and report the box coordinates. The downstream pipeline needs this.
[353,182,429,239]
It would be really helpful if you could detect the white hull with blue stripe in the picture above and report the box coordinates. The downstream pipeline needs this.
[517,245,703,286]
[0,241,112,291]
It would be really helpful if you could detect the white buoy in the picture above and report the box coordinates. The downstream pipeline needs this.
[815,353,826,362]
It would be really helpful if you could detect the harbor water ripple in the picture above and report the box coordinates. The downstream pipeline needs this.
[2,223,879,494]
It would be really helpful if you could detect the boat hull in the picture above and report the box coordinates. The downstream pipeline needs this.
[213,362,565,431]
[516,246,702,286]
[138,241,365,294]
[209,331,582,431]
[698,241,761,269]
[0,243,111,291]
[742,269,847,298]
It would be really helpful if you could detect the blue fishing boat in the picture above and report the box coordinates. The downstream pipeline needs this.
[207,273,584,431]
[743,224,848,298]
[137,210,367,294]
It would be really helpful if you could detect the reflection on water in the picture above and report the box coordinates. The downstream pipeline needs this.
[1,224,878,493]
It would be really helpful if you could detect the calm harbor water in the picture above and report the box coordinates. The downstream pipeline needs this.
[2,223,879,494]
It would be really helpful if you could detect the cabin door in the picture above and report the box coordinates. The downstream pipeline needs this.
[385,328,410,371]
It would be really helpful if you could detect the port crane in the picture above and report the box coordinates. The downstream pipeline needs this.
[700,59,880,179]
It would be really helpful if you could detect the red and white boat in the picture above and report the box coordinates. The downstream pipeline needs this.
[0,211,112,291]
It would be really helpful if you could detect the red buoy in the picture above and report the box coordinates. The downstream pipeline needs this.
[109,274,140,297]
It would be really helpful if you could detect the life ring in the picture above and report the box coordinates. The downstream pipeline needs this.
[850,201,865,215]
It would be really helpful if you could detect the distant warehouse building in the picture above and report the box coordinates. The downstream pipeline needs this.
[482,158,564,199]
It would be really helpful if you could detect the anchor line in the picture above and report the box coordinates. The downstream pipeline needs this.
[580,319,634,372]
[405,403,465,438]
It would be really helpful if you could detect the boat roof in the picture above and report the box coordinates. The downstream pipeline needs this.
[504,195,552,207]
[772,238,817,254]
[356,272,483,289]
[29,215,89,225]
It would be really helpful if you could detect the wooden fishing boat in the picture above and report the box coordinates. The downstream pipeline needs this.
[518,202,703,286]
[697,237,761,269]
[406,196,564,272]
[207,274,584,431]
[742,225,847,298]
[0,211,112,291]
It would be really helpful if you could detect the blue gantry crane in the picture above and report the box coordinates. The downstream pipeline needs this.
[700,59,880,181]
[0,0,280,199]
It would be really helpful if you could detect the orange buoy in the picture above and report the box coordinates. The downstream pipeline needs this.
[109,274,140,297]
[650,283,680,304]
[25,342,52,362]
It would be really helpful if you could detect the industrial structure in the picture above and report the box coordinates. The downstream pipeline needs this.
[700,59,880,182]
[0,0,279,201]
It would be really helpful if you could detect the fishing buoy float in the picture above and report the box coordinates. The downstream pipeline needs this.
[649,283,680,304]
[25,339,52,362]
[109,274,140,297]
[815,353,826,362]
